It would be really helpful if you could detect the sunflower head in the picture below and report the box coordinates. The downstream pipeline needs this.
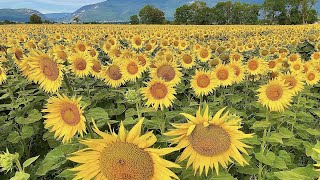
[165,106,253,176]
[68,119,180,180]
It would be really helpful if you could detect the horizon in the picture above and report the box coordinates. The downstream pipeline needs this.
[0,0,104,13]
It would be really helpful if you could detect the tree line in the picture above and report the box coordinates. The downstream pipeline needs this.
[130,0,318,25]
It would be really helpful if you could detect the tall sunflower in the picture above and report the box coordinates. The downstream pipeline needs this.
[68,52,94,78]
[68,119,180,180]
[278,72,304,95]
[257,79,293,112]
[246,58,267,76]
[165,106,253,176]
[191,70,218,97]
[42,94,86,143]
[0,65,6,84]
[150,60,182,86]
[213,64,235,87]
[26,50,64,93]
[103,62,126,88]
[141,79,176,110]
[120,58,143,82]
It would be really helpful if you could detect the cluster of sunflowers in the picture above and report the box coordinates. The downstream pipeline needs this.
[1,24,320,179]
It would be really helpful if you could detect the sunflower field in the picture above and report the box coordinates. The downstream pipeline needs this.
[1,24,320,180]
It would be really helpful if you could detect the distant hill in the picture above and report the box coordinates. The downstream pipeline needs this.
[0,8,48,22]
[44,13,71,21]
[60,0,320,23]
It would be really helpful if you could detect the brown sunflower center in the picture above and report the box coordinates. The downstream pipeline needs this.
[15,50,23,60]
[261,50,268,56]
[233,54,240,61]
[100,142,154,180]
[308,73,315,81]
[293,64,301,70]
[268,61,276,68]
[107,65,122,80]
[0,69,2,75]
[314,53,320,60]
[197,74,210,88]
[266,84,283,101]
[57,51,67,60]
[200,49,209,58]
[78,44,86,52]
[232,65,241,76]
[284,76,297,89]
[134,38,142,46]
[189,125,231,157]
[182,54,192,64]
[248,60,258,71]
[157,65,175,82]
[60,103,80,126]
[41,58,59,81]
[89,49,97,57]
[127,62,138,75]
[150,83,168,100]
[92,61,101,73]
[145,44,152,51]
[216,69,229,80]
[74,58,87,71]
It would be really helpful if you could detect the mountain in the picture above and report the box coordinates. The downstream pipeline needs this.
[44,13,71,21]
[0,8,48,22]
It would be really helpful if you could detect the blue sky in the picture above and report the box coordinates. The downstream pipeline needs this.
[0,0,104,13]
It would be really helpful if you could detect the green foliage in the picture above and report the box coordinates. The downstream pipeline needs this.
[130,15,139,24]
[29,14,42,24]
[139,5,166,24]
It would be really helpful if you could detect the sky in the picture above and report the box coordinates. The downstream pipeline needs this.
[0,0,104,13]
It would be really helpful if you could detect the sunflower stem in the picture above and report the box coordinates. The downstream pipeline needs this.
[136,102,141,118]
[85,120,94,139]
[292,92,302,131]
[258,109,270,180]
[63,73,74,96]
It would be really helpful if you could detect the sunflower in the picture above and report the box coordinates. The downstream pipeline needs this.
[229,52,243,62]
[50,45,68,61]
[289,60,304,74]
[267,59,281,72]
[288,53,301,64]
[68,52,94,78]
[0,65,7,84]
[74,41,87,53]
[197,47,211,62]
[246,58,268,76]
[191,70,218,97]
[229,60,246,84]
[150,60,182,86]
[305,70,320,86]
[91,59,103,79]
[68,119,180,180]
[25,50,64,93]
[278,72,304,95]
[213,64,235,87]
[103,62,126,88]
[120,58,143,82]
[180,52,195,69]
[131,35,143,49]
[165,106,253,176]
[257,79,293,112]
[42,94,86,143]
[10,46,24,64]
[135,53,150,72]
[141,79,176,110]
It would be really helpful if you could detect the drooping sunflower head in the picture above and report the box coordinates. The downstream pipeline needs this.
[165,106,253,176]
[42,94,86,143]
[9,46,24,64]
[191,70,218,97]
[25,50,64,93]
[103,62,126,88]
[257,79,293,112]
[68,52,94,78]
[141,79,176,110]
[68,118,180,180]
[213,64,236,87]
[151,60,182,86]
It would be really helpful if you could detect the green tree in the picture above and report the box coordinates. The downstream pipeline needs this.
[139,5,165,24]
[213,1,233,24]
[73,16,80,23]
[29,14,42,24]
[130,15,139,24]
[174,4,192,24]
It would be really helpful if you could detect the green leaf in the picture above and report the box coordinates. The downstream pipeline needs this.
[266,133,283,144]
[7,131,20,143]
[278,127,294,138]
[306,128,320,136]
[16,109,42,124]
[255,151,275,166]
[210,170,236,180]
[21,126,34,139]
[274,165,320,180]
[10,171,30,180]
[23,155,40,168]
[86,107,109,127]
[57,169,75,179]
[251,121,270,129]
[36,143,82,176]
